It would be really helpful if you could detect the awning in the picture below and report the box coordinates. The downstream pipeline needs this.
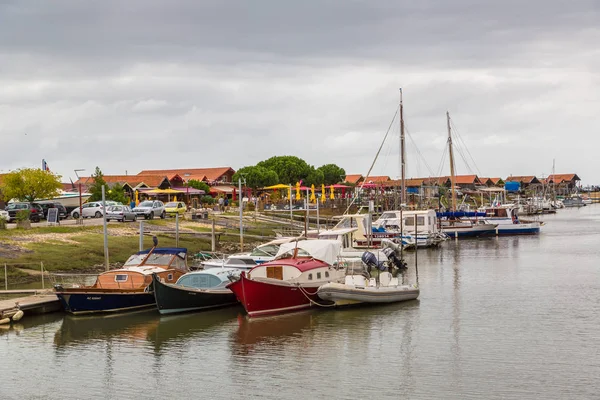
[171,186,205,195]
[263,184,292,190]
[145,188,184,195]
[210,185,236,194]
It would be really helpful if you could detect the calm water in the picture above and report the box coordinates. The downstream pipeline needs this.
[2,206,600,399]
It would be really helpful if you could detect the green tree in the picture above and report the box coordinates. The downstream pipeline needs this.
[1,168,62,203]
[107,185,128,204]
[187,179,211,194]
[257,156,311,184]
[318,164,346,185]
[233,166,279,190]
[88,167,106,202]
[304,167,324,186]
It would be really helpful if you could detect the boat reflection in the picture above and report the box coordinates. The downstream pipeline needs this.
[54,307,242,352]
[0,312,63,338]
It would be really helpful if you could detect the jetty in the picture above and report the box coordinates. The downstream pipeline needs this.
[0,291,61,320]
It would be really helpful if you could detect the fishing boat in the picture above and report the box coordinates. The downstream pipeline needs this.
[226,240,347,317]
[54,247,188,314]
[373,209,447,247]
[317,246,418,306]
[437,211,498,238]
[476,205,541,235]
[152,268,240,315]
[201,237,302,270]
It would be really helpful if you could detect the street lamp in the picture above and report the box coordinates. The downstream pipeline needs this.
[74,169,85,225]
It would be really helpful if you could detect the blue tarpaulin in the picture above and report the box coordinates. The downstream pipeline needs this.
[504,181,521,192]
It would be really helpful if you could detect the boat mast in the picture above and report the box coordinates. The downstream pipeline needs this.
[400,88,406,205]
[447,111,457,211]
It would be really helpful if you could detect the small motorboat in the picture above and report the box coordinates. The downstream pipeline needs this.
[317,250,419,306]
[152,268,240,315]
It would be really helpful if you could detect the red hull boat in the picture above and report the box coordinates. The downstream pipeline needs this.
[226,240,346,318]
[228,272,322,317]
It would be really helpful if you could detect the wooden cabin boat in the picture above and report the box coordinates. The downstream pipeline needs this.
[54,247,188,315]
[226,240,346,318]
[152,268,240,315]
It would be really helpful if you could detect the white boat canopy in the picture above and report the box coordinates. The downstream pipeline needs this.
[275,240,342,266]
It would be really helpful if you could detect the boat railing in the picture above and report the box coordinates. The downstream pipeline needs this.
[48,272,99,289]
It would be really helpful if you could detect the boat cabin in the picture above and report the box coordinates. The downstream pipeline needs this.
[374,210,440,234]
[94,247,188,290]
[176,268,239,289]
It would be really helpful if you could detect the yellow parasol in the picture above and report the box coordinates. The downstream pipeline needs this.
[288,185,291,200]
[329,184,335,200]
[295,182,301,200]
[264,184,292,190]
[321,184,326,204]
[310,184,316,203]
[173,195,177,202]
[135,190,139,206]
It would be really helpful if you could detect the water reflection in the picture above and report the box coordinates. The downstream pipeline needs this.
[54,307,242,352]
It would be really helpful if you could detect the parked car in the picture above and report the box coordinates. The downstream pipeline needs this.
[71,201,105,219]
[38,201,68,220]
[106,205,137,222]
[133,200,166,220]
[164,201,186,217]
[5,202,44,222]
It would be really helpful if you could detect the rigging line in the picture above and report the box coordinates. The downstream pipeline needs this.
[453,140,473,174]
[343,108,399,215]
[436,141,449,177]
[450,119,482,176]
[405,126,435,177]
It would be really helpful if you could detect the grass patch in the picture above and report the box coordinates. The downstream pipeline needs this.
[0,232,212,273]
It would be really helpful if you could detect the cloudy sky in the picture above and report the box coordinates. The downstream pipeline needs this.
[1,0,598,184]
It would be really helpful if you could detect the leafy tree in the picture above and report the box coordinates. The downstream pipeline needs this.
[304,167,324,186]
[107,185,128,204]
[88,167,107,202]
[233,166,279,190]
[318,164,346,185]
[1,168,62,203]
[187,179,211,194]
[257,156,311,184]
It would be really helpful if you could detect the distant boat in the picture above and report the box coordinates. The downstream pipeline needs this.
[476,205,542,235]
[54,247,189,314]
[41,190,92,208]
[152,268,240,315]
[437,211,498,238]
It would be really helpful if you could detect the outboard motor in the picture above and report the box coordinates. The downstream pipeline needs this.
[382,247,407,270]
[361,251,386,272]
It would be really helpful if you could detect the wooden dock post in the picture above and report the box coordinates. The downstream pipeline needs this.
[211,219,216,252]
[41,262,45,289]
[4,263,7,291]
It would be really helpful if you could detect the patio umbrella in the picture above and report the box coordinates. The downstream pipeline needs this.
[295,182,301,200]
[264,184,292,190]
[321,184,326,204]
[310,184,316,203]
[135,190,139,206]
[173,195,177,202]
[329,184,335,200]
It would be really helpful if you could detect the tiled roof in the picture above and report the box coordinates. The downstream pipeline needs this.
[344,174,364,184]
[546,173,580,183]
[74,175,169,188]
[384,179,424,187]
[506,176,541,184]
[137,167,234,182]
[363,176,390,183]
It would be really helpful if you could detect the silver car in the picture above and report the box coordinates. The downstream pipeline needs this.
[106,205,137,222]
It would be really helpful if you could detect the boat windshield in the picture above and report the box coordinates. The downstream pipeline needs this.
[142,253,174,266]
[334,218,359,229]
[277,248,310,259]
[250,244,279,256]
[123,254,146,266]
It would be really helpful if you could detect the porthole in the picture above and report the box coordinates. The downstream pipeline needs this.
[317,272,322,279]
[325,271,329,278]
[308,273,313,280]
[167,274,173,281]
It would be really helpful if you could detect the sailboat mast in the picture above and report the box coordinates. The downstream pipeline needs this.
[400,88,406,204]
[447,111,457,211]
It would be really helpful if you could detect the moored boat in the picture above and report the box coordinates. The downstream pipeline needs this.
[54,247,188,315]
[437,211,498,238]
[152,268,240,315]
[226,240,346,318]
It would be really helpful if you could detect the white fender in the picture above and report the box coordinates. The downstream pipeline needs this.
[0,317,10,325]
[12,310,24,322]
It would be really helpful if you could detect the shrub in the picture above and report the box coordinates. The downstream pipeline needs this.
[0,216,6,230]
[16,209,30,222]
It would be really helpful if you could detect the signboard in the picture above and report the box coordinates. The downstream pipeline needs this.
[47,208,59,225]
